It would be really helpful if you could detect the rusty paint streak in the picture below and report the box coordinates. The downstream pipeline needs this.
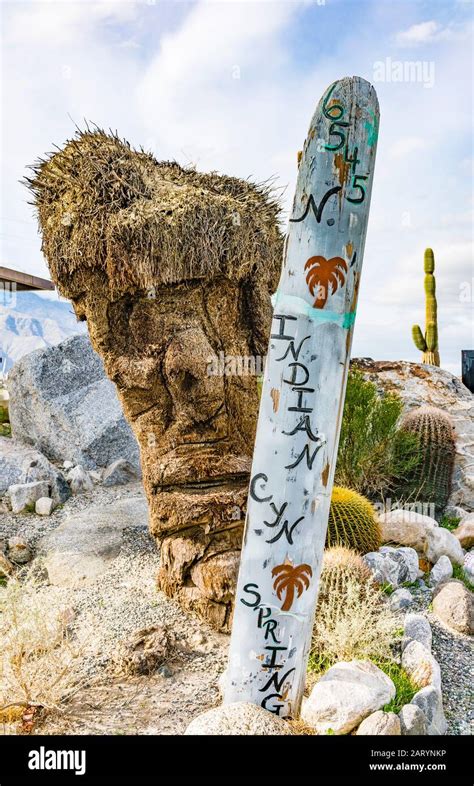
[346,241,353,259]
[321,461,330,487]
[270,388,280,413]
[333,153,350,207]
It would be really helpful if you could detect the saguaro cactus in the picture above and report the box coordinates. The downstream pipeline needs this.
[412,248,440,366]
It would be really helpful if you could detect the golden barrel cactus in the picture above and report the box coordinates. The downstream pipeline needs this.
[326,486,381,554]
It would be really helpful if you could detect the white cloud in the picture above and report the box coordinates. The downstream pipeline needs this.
[395,18,472,47]
[1,0,472,374]
[396,20,440,46]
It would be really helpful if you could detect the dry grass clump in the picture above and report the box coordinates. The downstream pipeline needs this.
[25,129,283,299]
[310,549,398,671]
[287,718,317,735]
[0,575,84,728]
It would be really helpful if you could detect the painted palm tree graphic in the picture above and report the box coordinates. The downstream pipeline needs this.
[272,562,313,612]
[305,255,348,308]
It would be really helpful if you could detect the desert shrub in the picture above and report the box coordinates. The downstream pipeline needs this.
[335,370,420,500]
[0,404,9,424]
[326,486,381,554]
[0,574,83,726]
[310,573,398,671]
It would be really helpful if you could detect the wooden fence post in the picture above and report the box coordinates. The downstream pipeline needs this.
[224,76,379,718]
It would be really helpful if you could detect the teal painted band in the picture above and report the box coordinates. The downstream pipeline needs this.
[271,291,356,329]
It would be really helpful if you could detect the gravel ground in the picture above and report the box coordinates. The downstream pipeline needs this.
[403,585,473,736]
[1,484,472,735]
[1,482,228,735]
[429,616,474,736]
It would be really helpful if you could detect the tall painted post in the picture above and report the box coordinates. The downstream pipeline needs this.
[225,77,379,717]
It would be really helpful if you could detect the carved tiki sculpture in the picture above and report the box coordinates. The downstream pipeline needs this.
[28,131,282,631]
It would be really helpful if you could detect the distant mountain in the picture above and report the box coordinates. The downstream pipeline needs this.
[0,291,86,373]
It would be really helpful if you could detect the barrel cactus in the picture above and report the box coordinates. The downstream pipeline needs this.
[398,406,455,515]
[318,546,373,603]
[412,248,440,366]
[326,486,381,554]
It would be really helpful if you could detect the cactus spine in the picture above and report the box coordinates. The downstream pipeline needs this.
[318,546,373,603]
[412,248,440,366]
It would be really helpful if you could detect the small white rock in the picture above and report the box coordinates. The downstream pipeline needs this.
[8,481,50,514]
[356,710,401,735]
[389,588,414,611]
[463,551,474,582]
[401,640,441,690]
[68,465,94,494]
[402,614,432,652]
[428,555,453,587]
[35,497,54,516]
[7,536,32,563]
[399,704,428,736]
[63,460,74,470]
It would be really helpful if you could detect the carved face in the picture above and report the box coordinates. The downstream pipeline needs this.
[72,270,264,629]
[28,131,280,630]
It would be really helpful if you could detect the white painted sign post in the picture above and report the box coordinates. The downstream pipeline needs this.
[225,76,379,717]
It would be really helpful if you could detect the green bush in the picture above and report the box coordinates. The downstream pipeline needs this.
[452,564,474,593]
[376,661,418,714]
[440,515,460,532]
[335,370,420,501]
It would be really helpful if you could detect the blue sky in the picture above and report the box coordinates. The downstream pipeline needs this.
[1,0,472,373]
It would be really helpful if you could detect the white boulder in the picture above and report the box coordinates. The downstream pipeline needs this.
[379,509,464,565]
[301,660,395,735]
[401,641,441,690]
[399,704,428,735]
[411,686,447,735]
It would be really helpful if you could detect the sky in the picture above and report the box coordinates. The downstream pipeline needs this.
[1,0,473,374]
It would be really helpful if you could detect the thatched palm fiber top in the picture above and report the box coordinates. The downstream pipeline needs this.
[27,131,283,296]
